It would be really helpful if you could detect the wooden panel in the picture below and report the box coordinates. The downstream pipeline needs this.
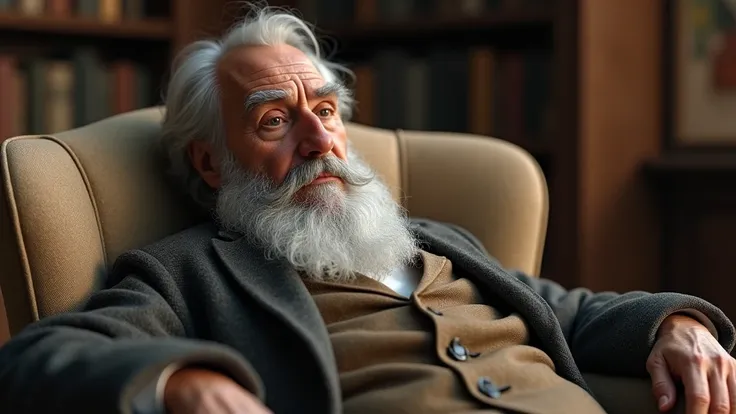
[576,0,662,292]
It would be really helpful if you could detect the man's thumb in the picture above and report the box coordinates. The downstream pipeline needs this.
[647,354,676,412]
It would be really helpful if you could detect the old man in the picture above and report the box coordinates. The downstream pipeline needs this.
[1,6,735,414]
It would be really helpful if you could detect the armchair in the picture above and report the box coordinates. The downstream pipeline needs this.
[0,107,667,413]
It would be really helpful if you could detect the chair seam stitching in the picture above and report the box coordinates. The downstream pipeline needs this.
[44,136,109,269]
[1,137,42,322]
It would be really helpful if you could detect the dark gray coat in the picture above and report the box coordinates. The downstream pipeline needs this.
[0,219,733,413]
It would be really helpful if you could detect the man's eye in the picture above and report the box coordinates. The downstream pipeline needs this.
[318,108,334,117]
[264,117,283,127]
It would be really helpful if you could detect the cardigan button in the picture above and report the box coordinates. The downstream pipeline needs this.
[447,337,469,361]
[477,377,511,399]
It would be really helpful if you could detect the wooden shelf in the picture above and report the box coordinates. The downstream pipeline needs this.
[0,13,173,40]
[316,9,555,41]
[644,152,736,177]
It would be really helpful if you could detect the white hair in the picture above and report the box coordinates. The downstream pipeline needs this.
[160,5,354,208]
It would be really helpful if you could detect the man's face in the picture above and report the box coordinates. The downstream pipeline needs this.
[187,43,417,280]
[214,44,348,195]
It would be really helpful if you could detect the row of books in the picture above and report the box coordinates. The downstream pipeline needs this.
[297,0,546,24]
[0,51,153,140]
[0,0,148,21]
[350,47,552,142]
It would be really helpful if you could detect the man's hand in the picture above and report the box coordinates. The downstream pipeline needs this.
[647,314,736,414]
[164,368,272,414]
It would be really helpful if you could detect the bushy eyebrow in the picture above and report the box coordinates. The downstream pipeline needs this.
[244,89,290,113]
[313,82,349,100]
[243,81,348,113]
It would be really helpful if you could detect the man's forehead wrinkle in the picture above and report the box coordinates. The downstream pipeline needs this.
[244,73,325,90]
[242,62,319,78]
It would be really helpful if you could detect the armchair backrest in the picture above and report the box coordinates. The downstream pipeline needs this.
[0,107,548,340]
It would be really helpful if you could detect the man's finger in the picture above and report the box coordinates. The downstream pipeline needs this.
[683,366,710,414]
[648,355,677,411]
[708,370,730,414]
[727,373,736,414]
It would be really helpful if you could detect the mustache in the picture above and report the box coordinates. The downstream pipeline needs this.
[264,156,375,204]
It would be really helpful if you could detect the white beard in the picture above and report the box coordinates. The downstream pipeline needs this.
[214,149,418,282]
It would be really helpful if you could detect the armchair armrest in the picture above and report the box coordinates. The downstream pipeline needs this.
[584,373,685,414]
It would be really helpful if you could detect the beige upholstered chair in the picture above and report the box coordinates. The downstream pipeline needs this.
[0,107,667,413]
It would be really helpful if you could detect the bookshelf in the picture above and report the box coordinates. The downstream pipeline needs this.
[0,0,227,141]
[0,13,173,39]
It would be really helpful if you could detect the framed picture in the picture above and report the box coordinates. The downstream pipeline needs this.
[673,0,736,145]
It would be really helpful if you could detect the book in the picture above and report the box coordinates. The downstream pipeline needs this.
[73,48,109,126]
[0,0,15,11]
[373,50,410,129]
[123,0,144,20]
[18,0,45,15]
[404,58,428,130]
[77,0,99,18]
[351,64,375,125]
[427,48,469,132]
[0,56,17,140]
[26,58,47,134]
[45,61,75,133]
[135,63,152,109]
[111,60,136,114]
[47,0,73,16]
[468,47,495,136]
[100,0,122,22]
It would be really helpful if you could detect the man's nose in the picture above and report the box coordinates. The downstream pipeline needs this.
[296,111,334,159]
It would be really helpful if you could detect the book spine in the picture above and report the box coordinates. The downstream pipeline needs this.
[47,0,73,16]
[404,58,428,130]
[14,69,28,137]
[373,50,409,129]
[44,61,75,133]
[19,0,45,15]
[27,59,47,134]
[77,0,99,18]
[100,0,123,22]
[0,0,14,11]
[0,56,17,141]
[351,64,375,125]
[134,63,151,109]
[111,60,136,114]
[123,0,144,20]
[468,47,495,136]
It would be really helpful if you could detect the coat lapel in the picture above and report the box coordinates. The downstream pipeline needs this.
[410,222,589,392]
[211,234,341,413]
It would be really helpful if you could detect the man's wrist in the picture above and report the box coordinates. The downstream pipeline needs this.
[658,314,710,339]
[131,363,184,414]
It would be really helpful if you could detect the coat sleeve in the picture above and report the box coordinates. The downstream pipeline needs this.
[0,249,264,414]
[436,219,736,376]
[510,271,736,376]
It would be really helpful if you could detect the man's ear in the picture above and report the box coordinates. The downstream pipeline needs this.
[187,140,222,190]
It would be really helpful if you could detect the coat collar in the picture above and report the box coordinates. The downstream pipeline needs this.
[211,232,341,413]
